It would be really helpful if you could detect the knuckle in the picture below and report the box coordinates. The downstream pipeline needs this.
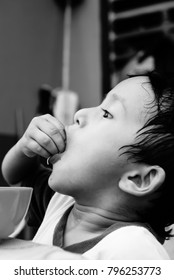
[32,116,38,122]
[31,116,39,125]
[43,113,52,119]
[35,144,42,153]
[42,137,50,146]
[45,113,52,118]
[50,126,59,136]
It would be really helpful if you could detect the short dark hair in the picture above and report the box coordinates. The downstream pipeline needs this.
[120,71,174,240]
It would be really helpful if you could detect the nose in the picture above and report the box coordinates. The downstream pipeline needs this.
[73,108,89,127]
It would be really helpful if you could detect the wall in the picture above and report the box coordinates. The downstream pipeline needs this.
[0,0,63,135]
[70,0,101,108]
[0,0,101,136]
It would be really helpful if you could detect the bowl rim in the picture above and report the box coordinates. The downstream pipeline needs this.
[0,186,32,191]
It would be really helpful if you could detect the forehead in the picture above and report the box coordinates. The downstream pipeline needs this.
[109,76,153,102]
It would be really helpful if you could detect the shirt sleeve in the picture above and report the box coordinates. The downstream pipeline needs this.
[21,163,54,229]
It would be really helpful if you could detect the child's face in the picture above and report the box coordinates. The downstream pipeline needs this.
[48,76,155,200]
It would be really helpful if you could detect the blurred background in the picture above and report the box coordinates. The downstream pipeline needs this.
[0,0,101,184]
[0,0,174,254]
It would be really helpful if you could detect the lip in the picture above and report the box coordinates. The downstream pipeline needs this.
[49,153,62,165]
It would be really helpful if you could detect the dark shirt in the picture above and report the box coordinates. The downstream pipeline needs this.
[21,164,54,229]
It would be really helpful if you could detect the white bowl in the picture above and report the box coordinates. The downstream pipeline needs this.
[0,187,33,238]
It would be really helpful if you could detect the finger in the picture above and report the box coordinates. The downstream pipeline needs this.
[24,139,51,158]
[31,128,60,155]
[35,116,66,153]
[42,114,66,140]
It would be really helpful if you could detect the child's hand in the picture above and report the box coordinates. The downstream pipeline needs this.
[17,114,66,158]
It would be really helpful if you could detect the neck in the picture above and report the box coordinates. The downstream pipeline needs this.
[64,202,139,247]
[67,202,135,232]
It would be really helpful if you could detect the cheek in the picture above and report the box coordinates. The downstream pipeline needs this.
[48,140,129,194]
[52,143,123,182]
[65,130,126,172]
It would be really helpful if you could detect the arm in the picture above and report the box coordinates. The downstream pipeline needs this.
[1,141,39,185]
[1,114,66,185]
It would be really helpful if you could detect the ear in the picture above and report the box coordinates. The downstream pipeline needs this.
[118,165,165,197]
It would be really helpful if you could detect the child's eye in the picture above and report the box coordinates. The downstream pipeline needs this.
[102,109,113,119]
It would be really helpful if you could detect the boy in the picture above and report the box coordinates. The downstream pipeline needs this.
[1,71,173,259]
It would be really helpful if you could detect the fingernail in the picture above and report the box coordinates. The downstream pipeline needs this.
[47,157,51,166]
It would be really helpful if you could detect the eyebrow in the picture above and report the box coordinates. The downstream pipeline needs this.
[102,92,126,111]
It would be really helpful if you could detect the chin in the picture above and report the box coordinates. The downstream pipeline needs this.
[48,172,70,195]
[48,174,60,191]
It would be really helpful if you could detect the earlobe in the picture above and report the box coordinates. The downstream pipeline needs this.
[118,166,165,197]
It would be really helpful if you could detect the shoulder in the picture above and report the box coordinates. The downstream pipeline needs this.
[84,225,170,260]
